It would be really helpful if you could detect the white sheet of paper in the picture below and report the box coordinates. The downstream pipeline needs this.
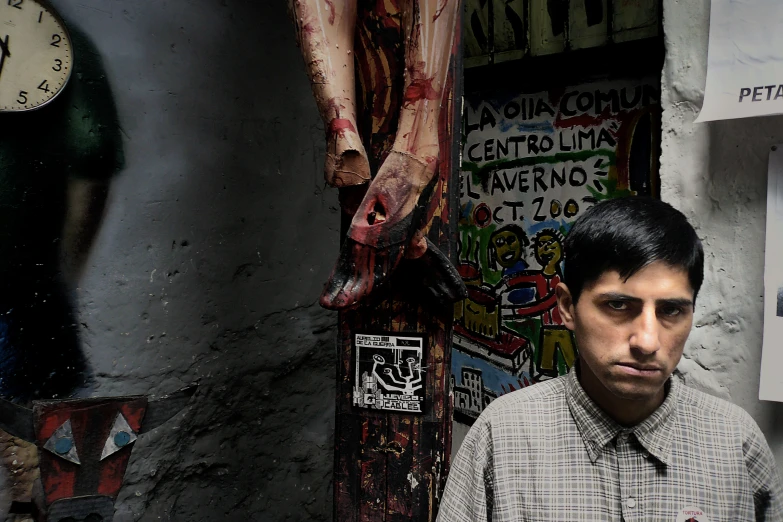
[759,146,783,402]
[696,0,783,123]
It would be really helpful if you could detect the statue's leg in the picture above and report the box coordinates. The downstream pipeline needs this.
[321,0,461,309]
[289,0,370,188]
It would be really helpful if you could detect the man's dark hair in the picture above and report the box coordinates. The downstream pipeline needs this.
[563,197,704,303]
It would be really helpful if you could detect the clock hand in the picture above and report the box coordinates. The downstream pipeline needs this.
[0,35,9,82]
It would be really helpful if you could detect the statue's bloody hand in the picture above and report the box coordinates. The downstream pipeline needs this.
[292,0,465,310]
[320,150,466,310]
[320,151,437,309]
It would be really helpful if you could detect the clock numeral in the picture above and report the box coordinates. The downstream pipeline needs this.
[52,59,62,71]
[17,90,27,104]
[37,80,50,93]
[38,10,42,23]
[50,34,61,47]
[7,0,23,9]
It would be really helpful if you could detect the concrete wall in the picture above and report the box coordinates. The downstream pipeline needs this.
[662,0,783,470]
[50,0,337,519]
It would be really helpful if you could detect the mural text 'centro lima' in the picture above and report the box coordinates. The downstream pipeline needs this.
[453,77,660,426]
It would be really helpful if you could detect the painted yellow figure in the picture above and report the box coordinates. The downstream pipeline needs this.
[488,224,529,275]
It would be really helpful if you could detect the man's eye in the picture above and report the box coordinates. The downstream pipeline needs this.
[660,306,682,317]
[606,301,627,310]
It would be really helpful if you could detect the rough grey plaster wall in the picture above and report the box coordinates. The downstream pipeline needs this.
[50,0,338,519]
[662,0,783,472]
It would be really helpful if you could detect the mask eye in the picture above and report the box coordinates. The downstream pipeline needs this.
[100,412,138,460]
[43,419,80,465]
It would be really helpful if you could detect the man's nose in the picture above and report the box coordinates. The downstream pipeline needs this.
[629,307,660,355]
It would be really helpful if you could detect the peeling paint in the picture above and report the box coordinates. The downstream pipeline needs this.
[408,471,420,490]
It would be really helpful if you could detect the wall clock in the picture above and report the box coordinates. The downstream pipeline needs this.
[0,0,72,112]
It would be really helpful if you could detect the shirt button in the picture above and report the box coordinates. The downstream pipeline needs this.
[626,498,637,508]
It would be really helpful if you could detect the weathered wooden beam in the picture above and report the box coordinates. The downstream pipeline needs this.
[332,1,463,519]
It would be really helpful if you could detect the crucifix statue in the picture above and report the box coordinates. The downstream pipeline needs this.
[289,0,465,309]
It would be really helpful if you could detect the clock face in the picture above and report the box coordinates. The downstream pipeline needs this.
[0,0,73,112]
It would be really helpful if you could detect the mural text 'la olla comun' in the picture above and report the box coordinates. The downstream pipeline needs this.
[453,77,661,426]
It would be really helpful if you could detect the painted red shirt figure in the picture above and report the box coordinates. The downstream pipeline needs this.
[507,271,562,325]
[505,230,576,377]
[506,229,565,325]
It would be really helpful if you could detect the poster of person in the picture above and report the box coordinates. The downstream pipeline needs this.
[760,146,783,402]
[452,76,661,435]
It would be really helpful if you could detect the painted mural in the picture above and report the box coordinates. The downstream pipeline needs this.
[452,77,660,426]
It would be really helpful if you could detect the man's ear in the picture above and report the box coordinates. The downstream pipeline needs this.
[556,282,576,330]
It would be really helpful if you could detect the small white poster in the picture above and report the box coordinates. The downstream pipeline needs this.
[352,333,425,413]
[696,0,783,123]
[760,146,783,402]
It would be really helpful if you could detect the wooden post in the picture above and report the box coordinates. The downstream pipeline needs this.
[333,2,463,520]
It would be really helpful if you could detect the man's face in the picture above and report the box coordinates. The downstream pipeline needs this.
[491,231,523,268]
[558,261,694,406]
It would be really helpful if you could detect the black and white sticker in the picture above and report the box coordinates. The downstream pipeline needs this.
[352,333,425,414]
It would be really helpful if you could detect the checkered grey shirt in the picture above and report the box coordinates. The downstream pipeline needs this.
[438,369,783,521]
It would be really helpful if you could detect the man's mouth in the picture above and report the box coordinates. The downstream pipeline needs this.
[501,252,515,262]
[616,363,663,376]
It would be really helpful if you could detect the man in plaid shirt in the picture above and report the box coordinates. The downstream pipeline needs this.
[439,197,783,521]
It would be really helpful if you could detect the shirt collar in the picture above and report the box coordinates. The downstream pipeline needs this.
[564,366,679,466]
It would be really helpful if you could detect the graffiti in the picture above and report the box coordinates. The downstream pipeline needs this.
[469,0,489,52]
[453,77,660,425]
[502,0,525,48]
[353,334,425,413]
[465,0,658,64]
[0,387,195,521]
[584,0,604,26]
[546,0,567,35]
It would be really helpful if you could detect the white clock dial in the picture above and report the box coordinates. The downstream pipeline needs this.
[0,0,73,112]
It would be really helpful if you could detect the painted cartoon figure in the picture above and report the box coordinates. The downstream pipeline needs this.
[506,229,576,377]
[488,224,538,309]
[0,387,195,522]
[488,224,529,277]
[289,0,465,309]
